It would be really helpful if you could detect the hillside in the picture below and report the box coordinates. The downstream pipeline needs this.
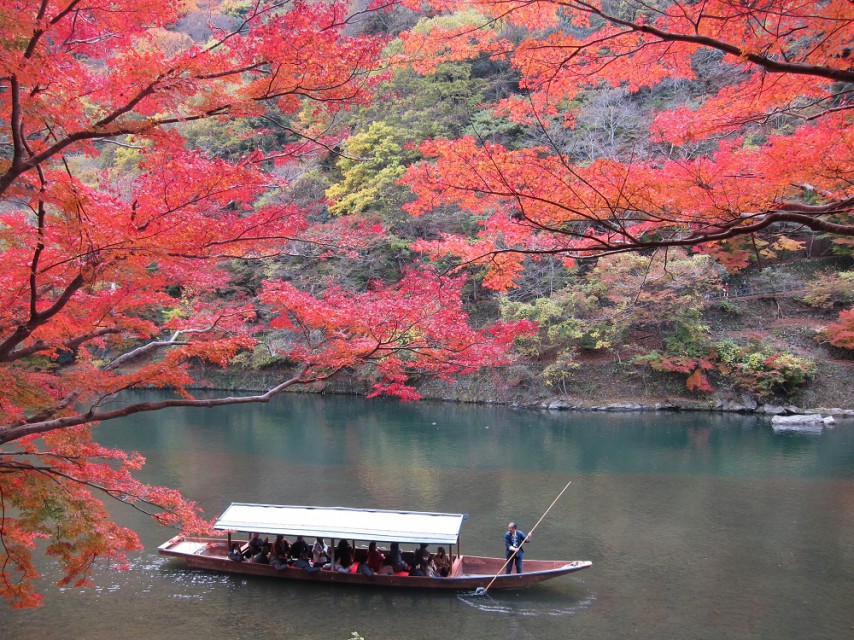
[199,259,854,413]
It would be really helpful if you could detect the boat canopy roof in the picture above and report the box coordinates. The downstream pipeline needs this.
[214,503,466,546]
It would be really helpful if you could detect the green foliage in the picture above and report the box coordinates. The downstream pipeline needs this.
[752,266,803,293]
[716,299,743,315]
[543,352,582,395]
[800,271,854,309]
[409,8,490,33]
[502,251,724,390]
[113,142,145,173]
[635,338,816,398]
[464,108,524,146]
[500,283,621,358]
[662,308,711,358]
[383,61,494,139]
[219,0,253,19]
[588,251,720,351]
[325,121,414,217]
[179,119,258,160]
[502,296,564,356]
[354,15,515,143]
[827,234,854,258]
[715,339,816,397]
[230,344,287,370]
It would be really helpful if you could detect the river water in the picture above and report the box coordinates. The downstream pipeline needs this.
[5,392,853,639]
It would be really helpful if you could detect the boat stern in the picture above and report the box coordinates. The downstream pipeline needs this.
[158,535,211,558]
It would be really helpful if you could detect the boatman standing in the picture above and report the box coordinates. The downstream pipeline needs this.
[504,522,528,574]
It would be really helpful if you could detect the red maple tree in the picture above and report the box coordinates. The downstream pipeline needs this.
[400,0,853,289]
[0,0,533,607]
[3,0,850,608]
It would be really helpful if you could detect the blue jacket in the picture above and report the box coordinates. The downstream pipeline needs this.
[504,529,527,556]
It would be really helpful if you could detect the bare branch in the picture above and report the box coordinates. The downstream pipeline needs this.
[0,376,314,444]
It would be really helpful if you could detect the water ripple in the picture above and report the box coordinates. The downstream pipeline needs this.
[455,585,596,617]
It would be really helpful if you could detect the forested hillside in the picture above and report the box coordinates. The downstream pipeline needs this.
[195,1,853,410]
[1,0,851,606]
[211,255,854,411]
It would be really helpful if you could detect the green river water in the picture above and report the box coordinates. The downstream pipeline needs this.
[4,392,853,640]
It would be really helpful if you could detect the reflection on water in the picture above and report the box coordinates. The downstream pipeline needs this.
[4,392,853,640]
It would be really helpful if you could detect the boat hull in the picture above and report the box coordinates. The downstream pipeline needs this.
[158,536,591,590]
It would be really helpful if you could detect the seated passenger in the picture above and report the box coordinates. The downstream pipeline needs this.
[252,541,271,564]
[228,543,244,562]
[294,548,320,573]
[244,532,266,559]
[290,535,309,560]
[363,541,385,576]
[432,546,451,577]
[408,555,427,577]
[425,555,439,577]
[312,538,329,565]
[414,543,429,566]
[382,542,408,573]
[270,535,291,570]
[332,539,353,573]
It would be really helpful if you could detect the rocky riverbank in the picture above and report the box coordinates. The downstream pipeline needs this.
[193,264,853,418]
[195,352,854,419]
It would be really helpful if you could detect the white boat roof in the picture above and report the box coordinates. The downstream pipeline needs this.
[214,503,466,545]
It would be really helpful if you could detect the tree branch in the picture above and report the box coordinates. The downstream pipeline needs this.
[0,373,326,444]
[1,327,122,363]
[566,0,854,83]
[0,273,86,362]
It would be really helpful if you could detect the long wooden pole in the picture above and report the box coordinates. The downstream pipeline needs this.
[475,480,572,595]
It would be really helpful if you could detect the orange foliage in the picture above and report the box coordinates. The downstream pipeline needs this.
[401,0,853,284]
[0,0,394,607]
[825,307,854,349]
[2,426,210,608]
[399,22,509,75]
[259,269,536,399]
[0,1,539,606]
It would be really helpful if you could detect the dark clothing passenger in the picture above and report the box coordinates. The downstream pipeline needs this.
[294,549,320,574]
[290,536,309,559]
[334,539,353,568]
[382,542,407,573]
[245,533,265,558]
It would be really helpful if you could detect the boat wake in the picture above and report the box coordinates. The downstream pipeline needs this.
[455,584,596,617]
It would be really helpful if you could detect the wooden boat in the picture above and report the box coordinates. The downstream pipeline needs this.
[158,503,592,590]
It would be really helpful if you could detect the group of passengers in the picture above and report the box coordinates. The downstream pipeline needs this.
[229,533,328,574]
[333,539,453,577]
[228,534,452,578]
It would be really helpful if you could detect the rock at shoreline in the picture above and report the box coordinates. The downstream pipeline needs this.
[771,414,823,425]
[601,403,647,411]
[757,404,788,415]
[770,413,832,432]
